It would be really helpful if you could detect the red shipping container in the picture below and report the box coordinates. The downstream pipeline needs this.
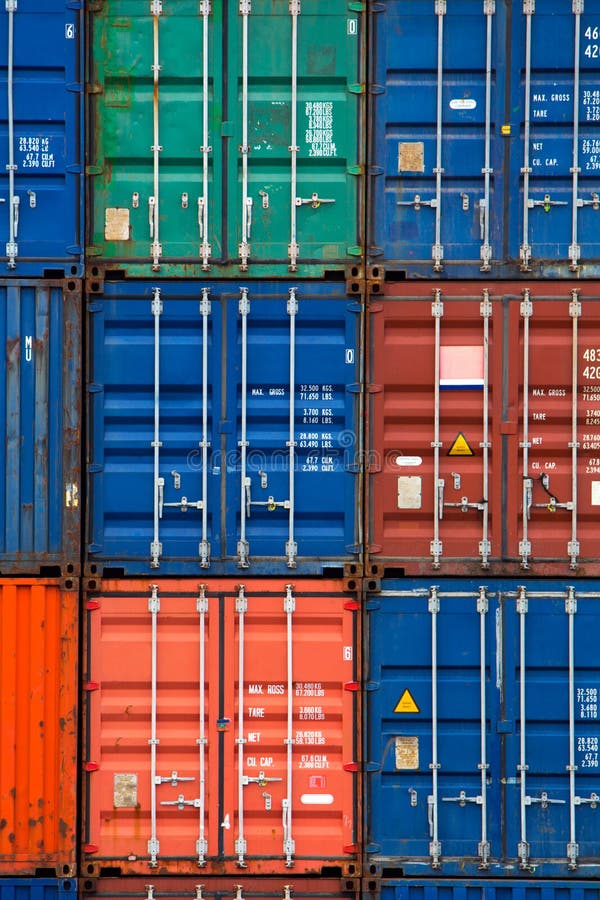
[368,281,600,576]
[82,578,360,877]
[0,579,78,875]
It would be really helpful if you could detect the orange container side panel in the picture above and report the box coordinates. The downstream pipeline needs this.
[0,580,78,875]
[79,876,360,900]
[367,281,600,577]
[83,578,360,878]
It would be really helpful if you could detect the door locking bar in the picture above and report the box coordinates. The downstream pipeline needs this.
[160,794,201,810]
[527,193,568,212]
[442,790,483,806]
[295,192,335,208]
[524,791,565,809]
[437,479,487,516]
[155,771,194,786]
[397,194,437,212]
[157,478,204,516]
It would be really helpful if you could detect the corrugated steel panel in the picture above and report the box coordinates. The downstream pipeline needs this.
[86,280,363,577]
[79,876,359,900]
[82,577,360,877]
[0,580,78,876]
[368,281,600,577]
[367,1,600,279]
[86,2,364,279]
[0,280,81,575]
[375,881,600,900]
[365,578,600,878]
[0,2,84,276]
[0,881,77,900]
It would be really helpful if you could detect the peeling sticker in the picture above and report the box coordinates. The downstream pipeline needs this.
[398,142,424,173]
[395,455,422,467]
[395,736,419,770]
[113,773,138,808]
[105,207,130,241]
[397,476,422,509]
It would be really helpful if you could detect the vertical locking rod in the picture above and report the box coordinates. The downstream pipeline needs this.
[480,291,491,566]
[286,289,298,567]
[569,3,583,270]
[429,586,441,868]
[517,586,529,868]
[519,291,532,568]
[566,586,579,869]
[150,2,162,270]
[148,585,161,866]
[150,289,163,568]
[235,586,248,866]
[288,1,300,270]
[238,288,250,567]
[432,0,446,271]
[196,585,209,866]
[6,0,17,268]
[478,586,490,867]
[239,1,251,269]
[520,2,534,270]
[283,584,296,864]
[569,292,581,568]
[200,1,212,269]
[199,288,211,567]
[431,292,443,568]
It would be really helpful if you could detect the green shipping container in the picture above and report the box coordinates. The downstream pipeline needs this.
[86,1,365,279]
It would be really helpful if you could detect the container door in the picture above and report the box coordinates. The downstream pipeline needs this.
[505,292,600,569]
[88,2,221,271]
[510,2,600,273]
[373,0,503,275]
[87,292,219,572]
[220,585,357,869]
[370,293,501,569]
[365,585,501,869]
[227,1,362,274]
[225,288,360,568]
[85,585,218,870]
[0,1,82,272]
[502,584,600,871]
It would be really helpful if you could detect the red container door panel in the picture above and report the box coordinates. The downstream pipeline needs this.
[370,294,502,569]
[369,283,600,575]
[84,578,358,876]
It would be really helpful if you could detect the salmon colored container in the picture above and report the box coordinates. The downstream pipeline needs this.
[0,579,78,875]
[368,281,600,577]
[78,876,360,900]
[82,578,360,877]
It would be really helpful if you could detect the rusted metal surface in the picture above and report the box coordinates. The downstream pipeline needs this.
[0,579,78,875]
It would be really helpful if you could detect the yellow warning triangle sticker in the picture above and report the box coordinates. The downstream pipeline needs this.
[448,432,475,457]
[394,689,420,714]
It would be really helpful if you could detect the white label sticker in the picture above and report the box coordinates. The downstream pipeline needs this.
[395,455,423,467]
[592,481,600,505]
[450,98,477,110]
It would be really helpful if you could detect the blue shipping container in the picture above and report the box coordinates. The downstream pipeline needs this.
[368,1,600,279]
[365,578,600,878]
[86,280,363,576]
[0,280,81,574]
[372,881,600,900]
[0,2,84,276]
[0,882,76,900]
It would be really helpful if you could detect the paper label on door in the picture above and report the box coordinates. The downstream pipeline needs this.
[105,207,130,241]
[398,142,424,172]
[395,736,419,770]
[113,773,138,807]
[397,476,422,509]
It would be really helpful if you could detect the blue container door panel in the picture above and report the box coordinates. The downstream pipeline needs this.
[510,4,600,272]
[502,588,600,867]
[88,294,220,568]
[371,1,506,272]
[224,290,360,566]
[0,3,82,273]
[366,587,502,865]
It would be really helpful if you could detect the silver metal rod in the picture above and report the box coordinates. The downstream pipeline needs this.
[237,288,250,567]
[569,292,581,569]
[480,0,494,271]
[148,584,160,867]
[569,3,583,271]
[151,288,163,568]
[520,291,532,568]
[429,586,441,868]
[288,1,300,270]
[520,1,534,270]
[566,586,578,869]
[283,584,296,865]
[200,0,212,270]
[478,587,490,867]
[6,0,17,268]
[432,0,445,272]
[481,291,491,566]
[199,288,211,567]
[151,1,162,270]
[286,289,298,567]
[197,585,208,865]
[517,586,529,868]
[431,291,443,568]
[239,0,251,270]
[235,585,248,866]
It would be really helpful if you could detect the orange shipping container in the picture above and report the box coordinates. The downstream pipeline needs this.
[82,578,360,877]
[79,876,360,900]
[0,579,78,875]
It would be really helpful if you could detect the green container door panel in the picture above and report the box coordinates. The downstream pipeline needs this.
[89,2,222,268]
[228,2,362,270]
[88,1,363,277]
